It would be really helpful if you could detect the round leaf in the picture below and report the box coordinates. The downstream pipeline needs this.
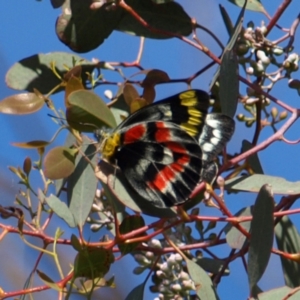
[66,90,117,132]
[56,1,123,52]
[123,83,140,107]
[117,0,192,38]
[74,248,114,279]
[5,52,92,93]
[43,146,77,180]
[228,0,266,13]
[0,93,44,114]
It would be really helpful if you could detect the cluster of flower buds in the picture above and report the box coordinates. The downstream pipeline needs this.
[132,238,196,300]
[234,21,296,128]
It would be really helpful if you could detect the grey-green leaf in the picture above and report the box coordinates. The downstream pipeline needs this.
[6,52,91,93]
[225,174,300,195]
[275,216,300,288]
[68,143,98,228]
[43,193,76,228]
[249,286,299,300]
[248,184,274,295]
[219,5,234,36]
[210,2,243,115]
[219,49,239,117]
[224,206,252,249]
[196,257,230,275]
[125,282,146,300]
[67,90,117,132]
[228,0,266,13]
[56,0,123,52]
[186,258,219,300]
[117,0,192,39]
[242,140,264,174]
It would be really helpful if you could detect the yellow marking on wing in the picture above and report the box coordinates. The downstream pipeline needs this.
[179,91,198,106]
[180,97,198,106]
[101,132,121,160]
[180,123,199,137]
[188,107,202,117]
[187,116,203,125]
[180,90,196,99]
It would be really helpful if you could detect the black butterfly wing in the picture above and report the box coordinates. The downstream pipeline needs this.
[118,89,210,139]
[199,113,235,183]
[115,121,202,208]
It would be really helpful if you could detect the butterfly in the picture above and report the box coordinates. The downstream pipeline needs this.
[96,90,235,208]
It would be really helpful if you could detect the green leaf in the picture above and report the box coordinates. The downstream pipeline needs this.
[210,2,243,115]
[109,87,131,126]
[186,258,219,300]
[242,140,264,174]
[196,257,230,275]
[56,0,123,52]
[67,90,117,132]
[219,49,239,117]
[218,8,242,117]
[74,247,114,279]
[275,216,300,288]
[43,146,77,180]
[70,234,82,251]
[55,132,77,195]
[43,193,76,227]
[77,276,115,293]
[124,282,146,300]
[249,286,299,300]
[51,0,64,9]
[117,0,192,39]
[68,143,98,228]
[118,215,145,255]
[248,184,274,295]
[6,52,91,93]
[228,0,266,13]
[224,206,252,249]
[225,174,300,195]
[0,93,44,114]
[36,270,64,291]
[219,5,234,36]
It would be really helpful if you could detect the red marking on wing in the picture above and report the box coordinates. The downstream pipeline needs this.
[123,124,146,144]
[148,154,190,191]
[165,142,187,154]
[148,168,174,190]
[173,155,190,170]
[154,122,171,142]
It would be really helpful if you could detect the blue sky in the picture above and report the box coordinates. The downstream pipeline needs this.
[0,1,300,299]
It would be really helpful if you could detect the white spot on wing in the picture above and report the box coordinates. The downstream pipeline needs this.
[206,119,220,128]
[202,143,214,152]
[213,129,222,138]
[210,137,220,145]
[202,153,208,161]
